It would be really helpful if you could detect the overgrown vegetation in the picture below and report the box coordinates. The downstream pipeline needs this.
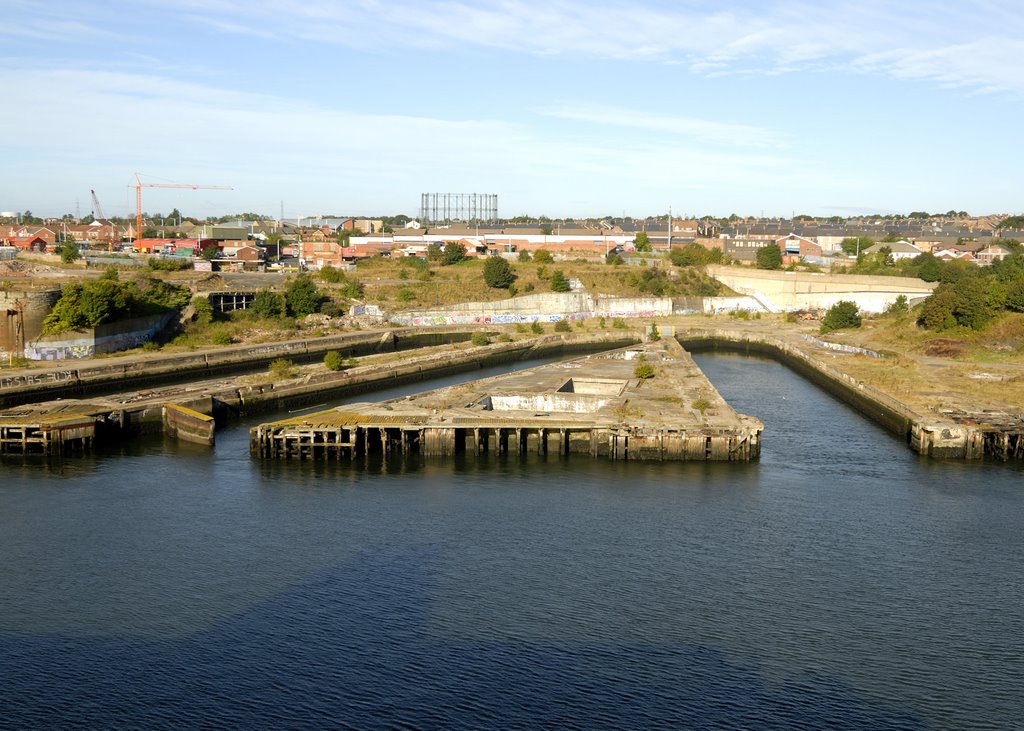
[42,274,190,334]
[268,358,294,379]
[668,243,725,267]
[634,360,655,379]
[915,252,1024,331]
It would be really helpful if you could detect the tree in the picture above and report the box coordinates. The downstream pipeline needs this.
[840,237,874,256]
[1005,279,1024,313]
[251,289,286,319]
[756,245,783,270]
[549,270,571,292]
[264,232,282,261]
[884,295,909,315]
[200,243,219,261]
[441,241,466,265]
[874,245,895,269]
[913,252,944,282]
[285,274,322,317]
[517,250,532,262]
[820,301,862,333]
[483,256,515,288]
[605,251,624,266]
[633,231,652,253]
[917,287,957,330]
[539,224,553,235]
[426,243,443,262]
[59,237,80,264]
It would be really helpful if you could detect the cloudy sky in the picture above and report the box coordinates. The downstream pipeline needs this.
[2,0,1022,220]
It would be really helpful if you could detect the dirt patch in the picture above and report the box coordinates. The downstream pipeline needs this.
[923,338,965,358]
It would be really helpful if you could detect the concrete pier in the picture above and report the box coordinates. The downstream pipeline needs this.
[250,339,763,462]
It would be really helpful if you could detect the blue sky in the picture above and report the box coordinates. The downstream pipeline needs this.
[2,0,1022,220]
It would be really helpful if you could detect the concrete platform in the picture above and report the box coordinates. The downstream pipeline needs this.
[251,339,763,462]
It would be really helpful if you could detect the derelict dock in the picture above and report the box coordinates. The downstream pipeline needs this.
[250,339,763,462]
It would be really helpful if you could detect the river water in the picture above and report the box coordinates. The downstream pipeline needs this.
[1,352,1021,729]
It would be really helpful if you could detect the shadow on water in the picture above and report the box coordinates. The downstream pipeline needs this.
[0,546,929,730]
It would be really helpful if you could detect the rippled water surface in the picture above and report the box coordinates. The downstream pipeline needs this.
[1,352,1021,729]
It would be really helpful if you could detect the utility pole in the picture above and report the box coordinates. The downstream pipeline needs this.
[667,205,672,251]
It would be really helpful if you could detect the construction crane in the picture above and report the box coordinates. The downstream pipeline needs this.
[90,189,118,250]
[132,172,232,243]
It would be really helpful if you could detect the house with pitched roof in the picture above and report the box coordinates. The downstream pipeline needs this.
[863,240,924,261]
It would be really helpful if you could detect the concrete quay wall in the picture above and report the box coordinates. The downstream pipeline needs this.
[0,328,474,409]
[678,328,985,459]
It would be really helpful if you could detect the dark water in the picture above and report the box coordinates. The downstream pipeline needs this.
[1,353,1021,729]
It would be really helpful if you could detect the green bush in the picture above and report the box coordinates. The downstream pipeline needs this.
[285,274,323,317]
[211,331,233,346]
[820,301,862,333]
[530,321,544,334]
[884,294,909,315]
[60,240,80,264]
[483,256,516,288]
[634,362,655,379]
[756,245,783,270]
[251,289,286,319]
[471,331,490,346]
[532,249,554,264]
[612,318,627,329]
[192,295,215,325]
[441,242,466,265]
[554,319,571,332]
[549,270,571,292]
[324,351,344,371]
[318,264,347,283]
[268,358,294,379]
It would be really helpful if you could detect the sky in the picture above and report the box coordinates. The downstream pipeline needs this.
[2,0,1022,221]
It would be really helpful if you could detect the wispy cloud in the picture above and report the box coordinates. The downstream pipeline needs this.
[141,0,1024,94]
[541,104,788,148]
[0,64,812,215]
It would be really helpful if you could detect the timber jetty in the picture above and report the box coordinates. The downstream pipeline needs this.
[250,339,763,462]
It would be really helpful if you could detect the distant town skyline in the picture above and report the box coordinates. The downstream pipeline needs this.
[2,1,1022,221]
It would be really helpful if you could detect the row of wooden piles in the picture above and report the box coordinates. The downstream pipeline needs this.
[249,422,761,462]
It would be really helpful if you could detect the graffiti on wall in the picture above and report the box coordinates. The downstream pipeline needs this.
[0,369,75,390]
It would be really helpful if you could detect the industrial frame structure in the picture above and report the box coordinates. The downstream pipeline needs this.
[419,193,498,225]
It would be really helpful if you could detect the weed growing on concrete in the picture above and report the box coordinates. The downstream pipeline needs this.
[269,358,294,379]
[324,351,344,371]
